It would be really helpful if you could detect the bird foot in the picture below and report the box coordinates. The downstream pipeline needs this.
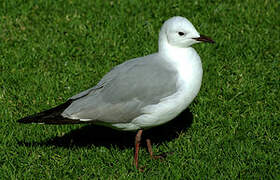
[151,151,174,159]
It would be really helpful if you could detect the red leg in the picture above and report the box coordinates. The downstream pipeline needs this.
[134,129,143,169]
[146,138,166,159]
[146,139,153,158]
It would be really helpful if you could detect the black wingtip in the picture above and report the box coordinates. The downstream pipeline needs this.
[18,114,43,124]
[18,116,34,124]
[17,100,78,124]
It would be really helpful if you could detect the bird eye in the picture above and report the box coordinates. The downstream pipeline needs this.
[178,32,185,36]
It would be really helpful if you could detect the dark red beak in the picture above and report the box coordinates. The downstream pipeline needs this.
[193,35,215,43]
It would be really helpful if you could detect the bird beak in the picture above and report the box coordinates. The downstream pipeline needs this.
[193,35,215,43]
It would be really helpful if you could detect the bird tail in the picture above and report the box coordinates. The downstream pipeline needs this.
[18,100,83,124]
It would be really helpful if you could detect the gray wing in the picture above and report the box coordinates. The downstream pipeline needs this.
[62,53,178,123]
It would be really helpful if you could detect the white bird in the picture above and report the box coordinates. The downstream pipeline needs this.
[18,16,214,169]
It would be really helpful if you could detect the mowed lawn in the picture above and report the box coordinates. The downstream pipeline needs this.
[0,0,279,179]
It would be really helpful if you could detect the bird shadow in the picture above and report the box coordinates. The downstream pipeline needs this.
[18,108,193,149]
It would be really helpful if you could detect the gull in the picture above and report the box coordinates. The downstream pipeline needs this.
[18,16,214,169]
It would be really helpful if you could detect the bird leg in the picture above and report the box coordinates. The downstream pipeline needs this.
[146,138,166,159]
[134,129,143,169]
[146,139,154,158]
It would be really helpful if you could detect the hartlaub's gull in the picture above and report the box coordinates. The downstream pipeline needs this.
[18,16,214,169]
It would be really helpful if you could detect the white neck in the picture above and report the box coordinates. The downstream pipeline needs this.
[158,31,203,94]
[158,35,199,65]
[158,31,193,61]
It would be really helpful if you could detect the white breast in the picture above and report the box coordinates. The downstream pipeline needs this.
[112,47,203,131]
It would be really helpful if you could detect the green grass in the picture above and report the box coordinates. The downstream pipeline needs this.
[0,0,279,179]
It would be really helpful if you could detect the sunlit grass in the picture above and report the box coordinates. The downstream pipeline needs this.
[0,0,279,179]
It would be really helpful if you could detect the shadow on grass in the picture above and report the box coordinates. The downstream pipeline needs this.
[18,108,193,149]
